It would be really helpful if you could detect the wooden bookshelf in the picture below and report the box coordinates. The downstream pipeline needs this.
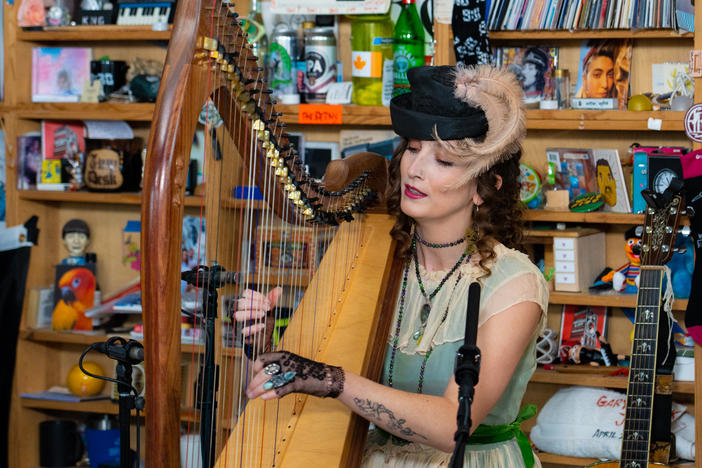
[18,190,206,206]
[15,103,156,121]
[530,367,694,394]
[490,29,693,40]
[524,210,644,224]
[549,291,689,310]
[17,24,171,41]
[277,105,685,131]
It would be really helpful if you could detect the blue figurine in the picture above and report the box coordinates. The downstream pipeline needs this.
[668,233,694,299]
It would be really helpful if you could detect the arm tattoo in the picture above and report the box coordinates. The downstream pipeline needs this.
[353,398,428,440]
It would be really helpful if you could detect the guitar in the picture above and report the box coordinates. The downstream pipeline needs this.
[591,192,683,468]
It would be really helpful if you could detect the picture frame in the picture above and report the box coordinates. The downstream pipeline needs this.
[495,46,558,104]
[32,47,92,103]
[546,147,598,199]
[574,39,632,110]
[591,149,631,213]
[17,132,42,190]
[559,305,608,359]
[303,141,339,180]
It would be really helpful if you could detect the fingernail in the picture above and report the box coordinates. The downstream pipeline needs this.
[263,381,274,390]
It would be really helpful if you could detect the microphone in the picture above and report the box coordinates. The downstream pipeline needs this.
[93,337,144,365]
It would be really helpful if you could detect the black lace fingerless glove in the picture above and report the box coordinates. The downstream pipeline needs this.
[259,351,345,398]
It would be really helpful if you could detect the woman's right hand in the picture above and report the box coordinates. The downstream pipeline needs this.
[233,287,283,359]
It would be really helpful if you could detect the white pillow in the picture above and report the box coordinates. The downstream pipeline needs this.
[530,386,689,460]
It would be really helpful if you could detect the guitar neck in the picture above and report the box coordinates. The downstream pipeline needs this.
[620,266,665,468]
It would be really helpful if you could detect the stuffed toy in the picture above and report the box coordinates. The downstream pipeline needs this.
[667,233,694,299]
[602,226,642,293]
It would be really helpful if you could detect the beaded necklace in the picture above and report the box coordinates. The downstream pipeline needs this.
[388,247,468,394]
[414,230,466,249]
[412,238,468,343]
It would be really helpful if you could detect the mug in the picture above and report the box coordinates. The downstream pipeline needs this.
[85,428,120,468]
[39,420,84,467]
[90,60,129,97]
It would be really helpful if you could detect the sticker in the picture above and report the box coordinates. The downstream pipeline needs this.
[684,103,702,142]
[298,104,343,125]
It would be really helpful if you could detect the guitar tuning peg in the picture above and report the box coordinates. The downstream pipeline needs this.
[678,225,691,237]
[674,247,688,254]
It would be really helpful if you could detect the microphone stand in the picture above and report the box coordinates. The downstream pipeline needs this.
[89,336,145,468]
[181,263,238,468]
[449,282,482,468]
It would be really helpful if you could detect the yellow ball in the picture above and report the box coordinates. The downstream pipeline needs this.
[67,361,106,397]
[628,94,653,111]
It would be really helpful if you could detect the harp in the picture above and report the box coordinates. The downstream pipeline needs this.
[140,1,401,467]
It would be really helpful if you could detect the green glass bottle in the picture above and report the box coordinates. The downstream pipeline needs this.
[241,0,268,68]
[393,0,425,97]
[350,14,394,106]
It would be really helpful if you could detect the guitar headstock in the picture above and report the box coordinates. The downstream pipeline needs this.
[640,194,683,266]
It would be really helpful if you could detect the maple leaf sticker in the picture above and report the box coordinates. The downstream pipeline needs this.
[353,55,367,70]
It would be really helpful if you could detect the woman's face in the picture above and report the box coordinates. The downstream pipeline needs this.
[400,139,478,229]
[584,55,614,98]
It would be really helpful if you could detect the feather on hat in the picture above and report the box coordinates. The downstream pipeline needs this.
[389,64,526,186]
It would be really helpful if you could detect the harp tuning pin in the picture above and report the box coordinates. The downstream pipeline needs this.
[302,207,315,218]
[277,158,285,168]
[242,101,256,114]
[289,190,301,201]
[295,199,305,207]
[209,50,220,60]
[275,166,289,177]
[284,183,295,192]
[286,176,293,185]
[266,148,276,158]
[203,37,218,51]
[252,119,263,131]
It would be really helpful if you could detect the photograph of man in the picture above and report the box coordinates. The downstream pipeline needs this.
[500,46,555,104]
[596,158,617,207]
[521,47,549,100]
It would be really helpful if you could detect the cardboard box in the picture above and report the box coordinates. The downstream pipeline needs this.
[553,230,605,292]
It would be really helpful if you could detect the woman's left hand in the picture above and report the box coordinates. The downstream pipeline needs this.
[246,351,345,400]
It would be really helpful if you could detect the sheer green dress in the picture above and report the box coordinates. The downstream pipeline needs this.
[362,244,549,467]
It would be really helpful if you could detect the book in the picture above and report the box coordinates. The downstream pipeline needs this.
[17,132,42,189]
[546,147,598,198]
[41,120,86,160]
[591,149,631,213]
[21,387,109,402]
[574,39,632,110]
[496,46,559,104]
[31,47,92,102]
[559,304,608,358]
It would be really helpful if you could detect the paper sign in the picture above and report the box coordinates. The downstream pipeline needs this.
[298,104,343,125]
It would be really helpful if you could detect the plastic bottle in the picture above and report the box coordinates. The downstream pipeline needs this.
[393,0,425,97]
[350,14,394,106]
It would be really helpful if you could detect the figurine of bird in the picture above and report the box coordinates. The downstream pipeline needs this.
[51,267,96,331]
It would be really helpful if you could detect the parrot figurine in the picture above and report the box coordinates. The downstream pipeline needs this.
[52,267,96,331]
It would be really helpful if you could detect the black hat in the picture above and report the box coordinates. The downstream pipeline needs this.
[389,66,489,141]
[62,219,90,238]
[523,48,549,70]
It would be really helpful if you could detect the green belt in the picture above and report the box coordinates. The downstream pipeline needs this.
[467,404,537,468]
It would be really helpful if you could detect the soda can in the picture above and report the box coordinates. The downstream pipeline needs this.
[303,27,337,103]
[268,24,299,103]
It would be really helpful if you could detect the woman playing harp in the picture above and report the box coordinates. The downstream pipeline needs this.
[239,65,549,467]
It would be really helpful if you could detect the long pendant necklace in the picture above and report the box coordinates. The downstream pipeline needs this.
[388,262,464,394]
[412,238,468,343]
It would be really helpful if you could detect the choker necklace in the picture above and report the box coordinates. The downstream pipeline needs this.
[414,230,466,249]
[412,238,468,344]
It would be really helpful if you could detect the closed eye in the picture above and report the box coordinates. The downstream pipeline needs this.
[436,159,454,167]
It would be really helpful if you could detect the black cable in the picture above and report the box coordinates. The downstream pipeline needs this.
[79,343,144,467]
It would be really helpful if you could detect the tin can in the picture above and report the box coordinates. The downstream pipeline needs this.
[268,24,299,102]
[303,27,337,103]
